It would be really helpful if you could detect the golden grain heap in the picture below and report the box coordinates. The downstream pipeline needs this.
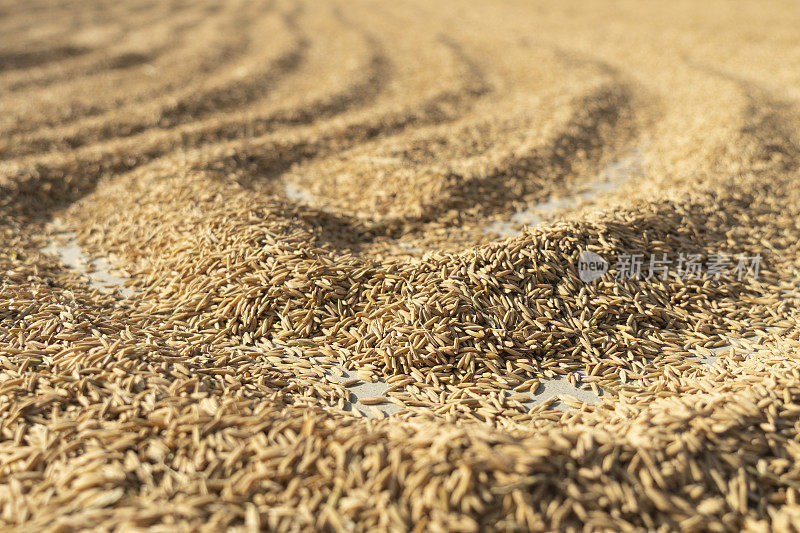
[3,0,800,530]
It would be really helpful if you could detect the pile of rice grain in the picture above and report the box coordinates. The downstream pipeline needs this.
[3,0,800,530]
